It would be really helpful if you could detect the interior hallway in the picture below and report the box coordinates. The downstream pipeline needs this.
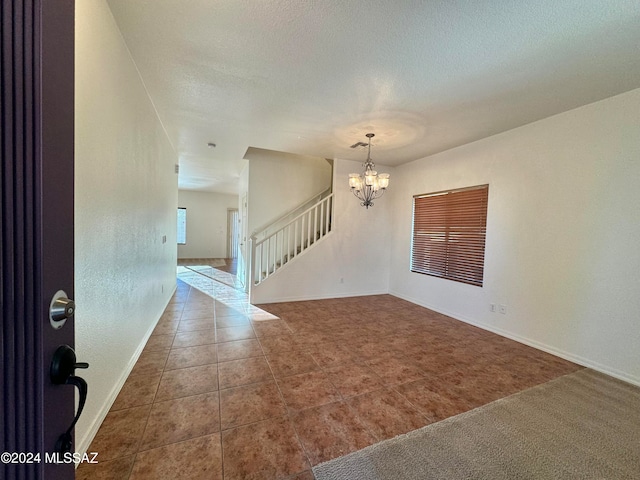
[77,267,581,479]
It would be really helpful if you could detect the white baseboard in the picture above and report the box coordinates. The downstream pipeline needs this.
[75,284,177,456]
[389,290,640,388]
[254,289,389,305]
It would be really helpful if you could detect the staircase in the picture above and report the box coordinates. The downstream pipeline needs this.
[249,192,334,286]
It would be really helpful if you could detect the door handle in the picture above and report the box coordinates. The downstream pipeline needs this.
[50,345,89,453]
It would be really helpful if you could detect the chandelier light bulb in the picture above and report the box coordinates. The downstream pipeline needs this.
[365,172,376,186]
[378,173,390,189]
[349,174,362,191]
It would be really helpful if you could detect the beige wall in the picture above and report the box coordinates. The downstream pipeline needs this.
[75,0,178,453]
[245,148,332,235]
[389,87,640,386]
[177,190,239,259]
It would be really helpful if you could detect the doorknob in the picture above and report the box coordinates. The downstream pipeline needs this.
[50,345,89,453]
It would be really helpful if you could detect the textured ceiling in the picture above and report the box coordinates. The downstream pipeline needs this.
[106,0,640,194]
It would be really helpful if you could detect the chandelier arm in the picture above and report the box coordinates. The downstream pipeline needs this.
[365,186,374,203]
[372,188,386,200]
[351,188,365,202]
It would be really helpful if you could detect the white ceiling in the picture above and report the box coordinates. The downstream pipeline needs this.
[106,0,640,194]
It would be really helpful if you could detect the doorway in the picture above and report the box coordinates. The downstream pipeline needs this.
[227,208,240,259]
[236,194,248,290]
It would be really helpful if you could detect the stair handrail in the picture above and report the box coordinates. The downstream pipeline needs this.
[251,187,332,239]
[253,192,333,249]
[250,192,334,286]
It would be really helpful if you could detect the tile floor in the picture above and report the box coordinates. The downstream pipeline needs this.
[77,271,581,480]
[177,258,238,275]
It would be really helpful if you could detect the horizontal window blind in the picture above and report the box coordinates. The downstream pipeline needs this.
[411,185,488,286]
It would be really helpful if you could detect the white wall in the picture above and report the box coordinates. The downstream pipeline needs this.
[177,190,239,259]
[251,159,394,303]
[75,0,178,453]
[246,148,332,234]
[389,88,640,386]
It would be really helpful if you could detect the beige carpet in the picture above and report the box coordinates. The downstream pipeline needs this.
[313,369,640,480]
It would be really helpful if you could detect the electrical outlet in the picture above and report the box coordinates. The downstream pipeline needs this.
[499,304,507,314]
[490,303,496,312]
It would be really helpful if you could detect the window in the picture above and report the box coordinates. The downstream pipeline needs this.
[411,184,488,287]
[177,207,186,245]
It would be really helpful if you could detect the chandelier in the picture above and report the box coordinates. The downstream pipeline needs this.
[348,133,390,209]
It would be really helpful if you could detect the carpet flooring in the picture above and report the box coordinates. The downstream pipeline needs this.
[313,369,640,480]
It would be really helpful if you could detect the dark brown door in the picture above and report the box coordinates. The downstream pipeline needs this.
[2,1,76,479]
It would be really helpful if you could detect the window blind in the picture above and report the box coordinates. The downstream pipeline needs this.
[411,184,488,286]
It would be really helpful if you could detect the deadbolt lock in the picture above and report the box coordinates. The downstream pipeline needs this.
[49,290,75,329]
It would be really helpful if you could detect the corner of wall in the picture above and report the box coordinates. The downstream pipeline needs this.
[249,158,395,304]
[388,88,640,385]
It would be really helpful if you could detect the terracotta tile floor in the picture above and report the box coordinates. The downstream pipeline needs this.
[77,275,582,480]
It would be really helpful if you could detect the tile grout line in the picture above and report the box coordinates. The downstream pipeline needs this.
[314,353,398,448]
[256,317,316,475]
[136,284,211,455]
[213,298,226,480]
[127,294,184,473]
[292,322,387,466]
[137,283,224,462]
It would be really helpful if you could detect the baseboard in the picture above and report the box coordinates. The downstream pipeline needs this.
[254,289,389,305]
[75,284,177,456]
[389,290,640,388]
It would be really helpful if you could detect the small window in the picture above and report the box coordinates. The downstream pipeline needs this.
[411,184,488,287]
[177,207,186,245]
